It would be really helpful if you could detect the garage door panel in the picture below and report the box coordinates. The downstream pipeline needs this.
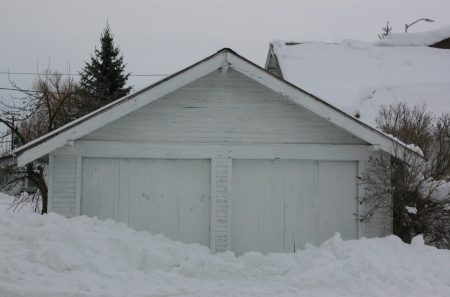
[231,160,286,256]
[284,161,318,251]
[317,161,358,243]
[82,158,210,247]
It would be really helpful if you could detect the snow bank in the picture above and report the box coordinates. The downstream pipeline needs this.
[1,212,450,297]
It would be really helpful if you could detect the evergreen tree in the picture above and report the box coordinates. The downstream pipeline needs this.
[77,24,132,115]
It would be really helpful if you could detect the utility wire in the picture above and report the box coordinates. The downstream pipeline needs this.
[0,72,169,77]
[0,87,73,94]
[0,87,44,92]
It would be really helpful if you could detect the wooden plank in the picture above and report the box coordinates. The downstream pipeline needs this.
[231,160,286,256]
[54,142,374,161]
[210,158,217,253]
[226,158,232,251]
[357,160,366,239]
[118,159,130,225]
[216,206,227,212]
[284,161,318,251]
[75,156,82,216]
[48,155,53,213]
[53,188,75,200]
[53,197,78,203]
[215,226,227,232]
[53,176,78,183]
[52,202,76,208]
[50,171,79,178]
[52,182,76,187]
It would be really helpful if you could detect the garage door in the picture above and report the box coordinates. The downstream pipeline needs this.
[81,158,211,247]
[231,160,357,256]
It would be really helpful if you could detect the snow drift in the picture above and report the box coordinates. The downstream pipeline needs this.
[1,208,450,297]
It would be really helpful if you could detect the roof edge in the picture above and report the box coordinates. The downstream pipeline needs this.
[14,49,229,159]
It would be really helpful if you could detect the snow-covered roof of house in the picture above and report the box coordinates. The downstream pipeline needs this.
[267,26,450,130]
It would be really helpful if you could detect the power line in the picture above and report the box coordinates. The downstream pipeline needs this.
[0,87,66,93]
[0,72,169,77]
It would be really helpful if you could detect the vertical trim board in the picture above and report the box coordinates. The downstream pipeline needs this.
[210,159,217,253]
[226,158,232,251]
[213,158,231,253]
[47,155,54,213]
[357,160,366,238]
[75,156,82,216]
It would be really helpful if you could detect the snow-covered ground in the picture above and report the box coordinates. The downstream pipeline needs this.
[1,193,450,297]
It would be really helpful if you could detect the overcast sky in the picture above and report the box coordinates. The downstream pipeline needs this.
[1,0,449,101]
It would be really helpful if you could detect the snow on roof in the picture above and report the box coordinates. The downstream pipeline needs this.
[374,25,450,47]
[271,29,450,131]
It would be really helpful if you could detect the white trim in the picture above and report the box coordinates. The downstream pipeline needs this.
[226,53,394,154]
[17,53,226,166]
[75,156,82,216]
[220,62,229,76]
[357,160,366,238]
[210,159,217,253]
[47,155,53,213]
[226,158,232,251]
[52,141,375,161]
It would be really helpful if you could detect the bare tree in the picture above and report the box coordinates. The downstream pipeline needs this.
[0,68,78,214]
[359,103,450,248]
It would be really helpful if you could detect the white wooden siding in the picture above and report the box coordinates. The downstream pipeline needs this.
[81,158,211,247]
[231,160,358,256]
[51,155,77,217]
[81,69,367,146]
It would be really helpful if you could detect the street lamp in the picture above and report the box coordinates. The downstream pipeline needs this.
[405,18,435,33]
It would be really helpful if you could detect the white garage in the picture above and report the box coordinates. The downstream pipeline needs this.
[15,49,403,255]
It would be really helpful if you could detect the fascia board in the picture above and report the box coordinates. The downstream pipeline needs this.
[17,53,226,166]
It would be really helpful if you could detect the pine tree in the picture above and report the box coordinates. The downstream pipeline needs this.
[77,23,132,115]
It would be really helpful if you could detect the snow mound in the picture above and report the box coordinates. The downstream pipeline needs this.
[1,212,450,296]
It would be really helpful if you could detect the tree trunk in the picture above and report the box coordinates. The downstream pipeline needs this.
[26,163,48,214]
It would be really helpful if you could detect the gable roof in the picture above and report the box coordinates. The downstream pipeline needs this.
[15,48,412,166]
[266,28,450,132]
